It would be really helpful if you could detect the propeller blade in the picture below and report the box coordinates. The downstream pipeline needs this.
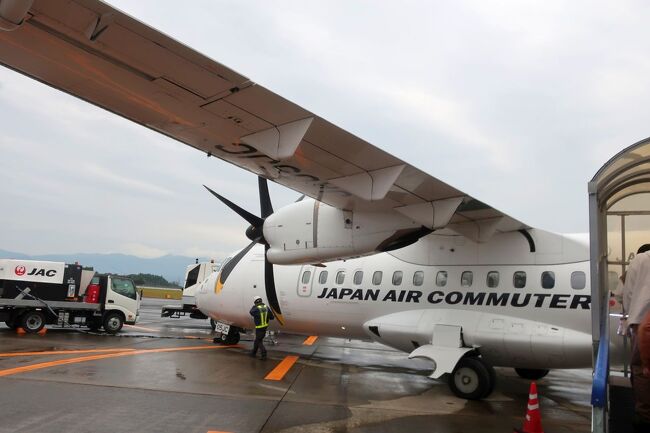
[216,240,258,291]
[203,185,263,228]
[258,177,274,219]
[264,244,285,326]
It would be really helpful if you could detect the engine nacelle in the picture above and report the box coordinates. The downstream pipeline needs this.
[263,199,426,264]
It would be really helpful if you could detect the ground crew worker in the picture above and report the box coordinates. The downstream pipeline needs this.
[249,296,274,360]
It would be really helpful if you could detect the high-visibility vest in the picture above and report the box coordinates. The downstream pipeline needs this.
[256,304,269,328]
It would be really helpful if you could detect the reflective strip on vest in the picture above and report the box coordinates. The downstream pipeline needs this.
[256,305,269,328]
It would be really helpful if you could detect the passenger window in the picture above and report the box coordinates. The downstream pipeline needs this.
[392,271,403,286]
[461,271,473,287]
[413,271,424,286]
[336,271,345,285]
[571,271,586,290]
[436,271,448,287]
[513,271,526,289]
[372,271,383,285]
[353,271,363,285]
[318,271,328,284]
[301,271,311,284]
[541,271,555,289]
[486,271,499,288]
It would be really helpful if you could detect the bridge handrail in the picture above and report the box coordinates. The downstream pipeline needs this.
[591,310,611,407]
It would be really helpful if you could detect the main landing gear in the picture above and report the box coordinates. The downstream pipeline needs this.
[448,356,496,400]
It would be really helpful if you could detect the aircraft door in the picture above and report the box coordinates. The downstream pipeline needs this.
[297,265,315,297]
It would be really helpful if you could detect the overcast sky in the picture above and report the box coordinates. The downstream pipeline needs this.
[1,1,649,260]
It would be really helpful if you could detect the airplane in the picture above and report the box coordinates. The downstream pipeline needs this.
[0,0,623,399]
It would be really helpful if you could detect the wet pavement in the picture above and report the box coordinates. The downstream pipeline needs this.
[0,299,592,433]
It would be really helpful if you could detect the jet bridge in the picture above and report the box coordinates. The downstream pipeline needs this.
[589,136,650,432]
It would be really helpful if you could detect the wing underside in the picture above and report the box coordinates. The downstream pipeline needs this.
[0,0,528,240]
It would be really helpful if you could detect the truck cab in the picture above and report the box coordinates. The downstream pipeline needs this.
[86,274,140,333]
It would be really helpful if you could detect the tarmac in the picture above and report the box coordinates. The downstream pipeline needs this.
[0,298,592,433]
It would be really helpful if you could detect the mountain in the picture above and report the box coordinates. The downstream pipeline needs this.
[0,250,207,285]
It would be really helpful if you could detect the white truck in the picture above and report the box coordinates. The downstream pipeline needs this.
[0,259,140,334]
[161,260,219,329]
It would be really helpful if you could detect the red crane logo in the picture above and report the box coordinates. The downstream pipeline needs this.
[14,266,26,276]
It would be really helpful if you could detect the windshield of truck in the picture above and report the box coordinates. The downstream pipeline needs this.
[111,278,137,300]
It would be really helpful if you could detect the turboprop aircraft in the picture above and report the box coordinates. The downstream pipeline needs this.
[0,0,621,399]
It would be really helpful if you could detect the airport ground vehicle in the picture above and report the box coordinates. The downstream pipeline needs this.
[161,260,219,327]
[0,259,140,334]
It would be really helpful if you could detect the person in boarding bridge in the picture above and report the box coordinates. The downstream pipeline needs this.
[622,244,650,431]
[249,296,274,360]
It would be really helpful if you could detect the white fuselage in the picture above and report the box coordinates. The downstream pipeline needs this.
[196,229,622,370]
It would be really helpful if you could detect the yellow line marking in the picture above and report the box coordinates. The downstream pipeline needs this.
[303,336,318,346]
[0,344,239,377]
[0,348,135,358]
[123,324,158,332]
[265,355,299,381]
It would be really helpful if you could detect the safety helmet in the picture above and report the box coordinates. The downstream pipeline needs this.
[253,296,263,304]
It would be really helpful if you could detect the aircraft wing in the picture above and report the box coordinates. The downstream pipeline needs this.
[0,0,528,240]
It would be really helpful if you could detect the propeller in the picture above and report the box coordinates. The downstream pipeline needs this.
[203,177,284,325]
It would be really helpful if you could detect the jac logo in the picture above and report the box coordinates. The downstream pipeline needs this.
[14,266,57,277]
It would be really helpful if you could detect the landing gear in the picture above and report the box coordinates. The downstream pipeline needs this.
[448,357,496,400]
[514,368,549,380]
[214,326,241,345]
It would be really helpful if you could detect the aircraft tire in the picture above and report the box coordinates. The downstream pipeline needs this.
[449,357,493,400]
[20,310,46,334]
[514,368,549,380]
[222,328,240,344]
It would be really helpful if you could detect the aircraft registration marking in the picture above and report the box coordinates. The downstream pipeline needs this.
[265,355,299,381]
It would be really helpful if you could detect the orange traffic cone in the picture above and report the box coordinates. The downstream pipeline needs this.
[16,327,26,335]
[515,382,544,433]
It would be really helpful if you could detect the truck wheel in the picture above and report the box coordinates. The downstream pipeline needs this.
[448,357,494,400]
[210,318,216,331]
[20,310,46,334]
[103,312,124,334]
[514,368,549,380]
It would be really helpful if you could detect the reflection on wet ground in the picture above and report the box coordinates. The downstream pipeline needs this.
[0,299,591,433]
